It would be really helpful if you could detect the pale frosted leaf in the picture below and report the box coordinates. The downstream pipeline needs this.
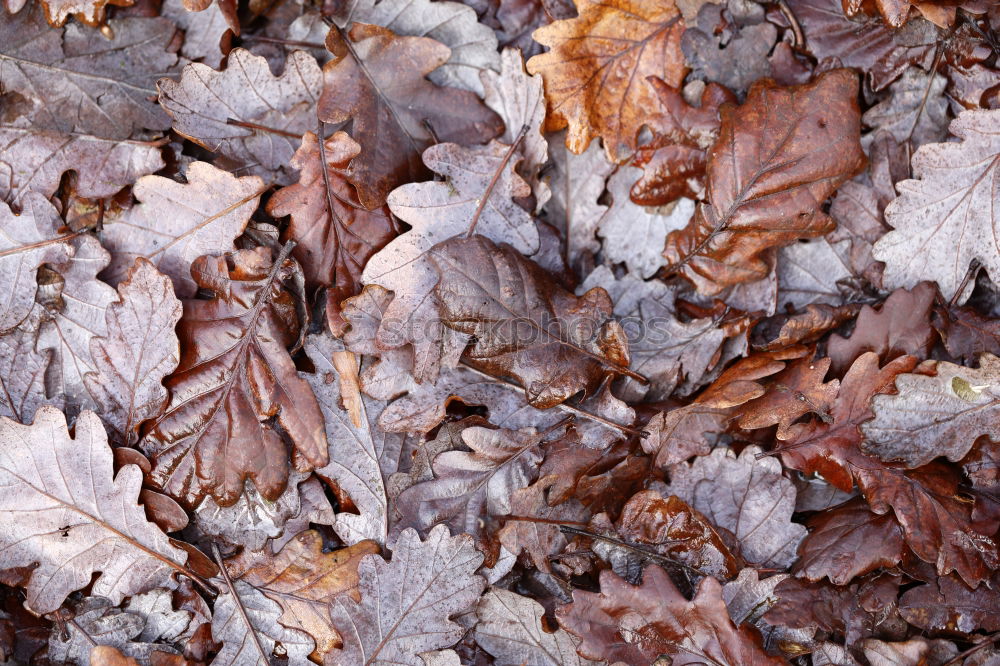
[211,580,314,666]
[0,407,189,614]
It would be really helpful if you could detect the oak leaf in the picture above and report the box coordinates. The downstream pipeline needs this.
[267,131,398,328]
[497,475,589,573]
[899,571,1000,634]
[211,579,314,665]
[862,68,949,149]
[863,354,1000,468]
[873,109,1000,304]
[0,407,190,614]
[475,588,598,666]
[47,597,176,665]
[305,333,404,546]
[327,525,485,665]
[158,49,323,183]
[431,235,633,408]
[630,79,735,206]
[362,141,539,381]
[0,193,73,334]
[330,0,501,95]
[667,445,806,568]
[0,127,164,206]
[526,0,686,162]
[318,22,503,208]
[662,69,866,294]
[557,565,785,665]
[84,259,182,446]
[101,162,264,298]
[680,4,777,94]
[0,306,50,423]
[236,530,378,661]
[0,7,177,139]
[737,356,839,439]
[142,246,328,507]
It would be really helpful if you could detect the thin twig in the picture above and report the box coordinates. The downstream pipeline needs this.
[950,258,982,308]
[941,633,1000,666]
[776,0,805,50]
[558,525,710,577]
[464,124,530,238]
[227,118,301,139]
[239,34,326,49]
[459,362,648,437]
[907,43,944,144]
[212,544,270,665]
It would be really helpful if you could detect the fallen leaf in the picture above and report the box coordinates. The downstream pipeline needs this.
[431,235,633,408]
[0,306,51,423]
[158,49,323,183]
[681,4,777,94]
[327,525,485,665]
[899,571,1000,634]
[862,68,949,149]
[0,6,178,139]
[873,109,1000,304]
[630,79,735,206]
[210,579,314,665]
[330,0,501,95]
[863,354,1000,468]
[318,22,503,208]
[557,565,786,665]
[475,588,599,666]
[267,131,398,326]
[737,356,839,439]
[0,407,189,614]
[498,475,590,573]
[663,69,866,294]
[0,127,164,206]
[100,161,265,298]
[526,0,687,162]
[142,246,328,507]
[666,445,807,568]
[84,259,182,445]
[47,597,175,665]
[362,141,539,381]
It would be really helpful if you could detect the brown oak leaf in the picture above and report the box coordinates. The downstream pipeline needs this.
[662,69,866,295]
[142,246,328,507]
[526,0,687,163]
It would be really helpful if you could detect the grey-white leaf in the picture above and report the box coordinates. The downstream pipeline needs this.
[0,193,73,334]
[667,445,806,568]
[124,588,193,643]
[158,49,323,182]
[722,569,815,654]
[0,305,51,423]
[306,332,403,546]
[211,579,315,666]
[862,68,949,150]
[0,126,165,205]
[482,48,549,207]
[331,0,500,95]
[161,0,232,68]
[37,236,117,414]
[328,525,485,665]
[863,354,1000,468]
[599,167,694,279]
[542,138,614,269]
[776,238,854,310]
[475,588,598,666]
[84,259,181,444]
[0,407,189,614]
[48,597,172,666]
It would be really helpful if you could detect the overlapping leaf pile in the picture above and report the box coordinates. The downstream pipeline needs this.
[1,0,999,663]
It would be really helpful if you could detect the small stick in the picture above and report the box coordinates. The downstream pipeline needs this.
[227,117,301,139]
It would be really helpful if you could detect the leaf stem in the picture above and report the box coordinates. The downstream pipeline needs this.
[227,118,302,139]
[464,125,530,239]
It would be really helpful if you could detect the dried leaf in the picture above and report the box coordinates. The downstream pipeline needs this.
[431,235,632,408]
[238,531,378,661]
[681,6,777,94]
[863,354,1000,468]
[327,526,485,665]
[498,475,589,573]
[0,193,73,334]
[84,259,182,445]
[862,68,949,149]
[305,333,404,545]
[630,79,735,206]
[0,306,50,423]
[101,161,265,298]
[737,356,839,439]
[330,0,501,95]
[47,597,174,665]
[37,236,118,413]
[211,579,314,666]
[557,566,785,665]
[394,425,544,539]
[267,131,398,322]
[899,572,1000,634]
[362,141,539,381]
[318,23,503,208]
[526,0,686,162]
[667,445,806,568]
[0,7,177,139]
[0,127,164,206]
[873,109,1000,304]
[663,69,866,294]
[794,497,905,584]
[142,247,328,507]
[475,588,598,666]
[0,407,189,614]
[158,49,323,182]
